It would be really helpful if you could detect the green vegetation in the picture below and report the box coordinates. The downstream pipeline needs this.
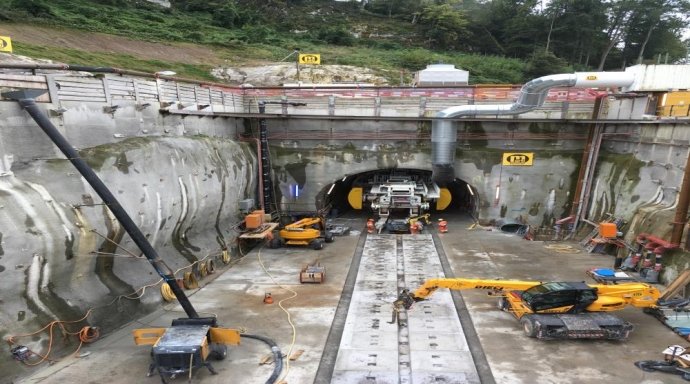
[15,43,217,80]
[2,0,688,84]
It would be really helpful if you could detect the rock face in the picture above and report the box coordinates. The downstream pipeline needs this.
[211,63,389,86]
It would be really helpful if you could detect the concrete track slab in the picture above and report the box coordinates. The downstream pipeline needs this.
[330,233,480,384]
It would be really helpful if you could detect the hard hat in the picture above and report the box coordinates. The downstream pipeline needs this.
[438,218,444,221]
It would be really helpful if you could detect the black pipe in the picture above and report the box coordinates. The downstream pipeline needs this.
[3,89,199,319]
[241,334,283,384]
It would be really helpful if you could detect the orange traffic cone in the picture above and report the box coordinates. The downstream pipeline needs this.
[263,293,274,304]
[367,219,375,234]
[438,219,448,233]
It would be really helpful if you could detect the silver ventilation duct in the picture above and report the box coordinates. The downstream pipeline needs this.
[431,72,635,183]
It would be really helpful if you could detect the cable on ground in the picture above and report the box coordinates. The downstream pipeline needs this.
[256,242,297,384]
[183,271,199,289]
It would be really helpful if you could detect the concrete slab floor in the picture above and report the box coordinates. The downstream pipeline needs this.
[11,215,688,384]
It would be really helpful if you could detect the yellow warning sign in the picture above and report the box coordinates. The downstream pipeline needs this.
[0,36,12,53]
[298,53,320,65]
[586,75,598,80]
[502,152,534,166]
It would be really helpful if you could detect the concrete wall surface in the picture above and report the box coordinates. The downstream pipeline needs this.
[0,99,257,378]
[589,123,690,282]
[268,119,586,228]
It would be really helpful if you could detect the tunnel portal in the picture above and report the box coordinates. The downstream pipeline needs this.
[316,168,478,219]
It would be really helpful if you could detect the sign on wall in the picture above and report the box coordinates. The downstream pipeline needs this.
[298,53,321,65]
[0,36,12,53]
[502,152,534,166]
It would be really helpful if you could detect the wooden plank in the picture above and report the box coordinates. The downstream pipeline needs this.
[239,223,278,239]
[289,349,305,361]
[58,90,107,97]
[661,269,690,300]
[54,76,103,83]
[58,96,107,102]
[0,73,46,82]
[107,81,135,89]
[56,82,105,91]
[259,354,274,365]
[0,80,48,89]
[138,94,160,101]
[108,84,135,91]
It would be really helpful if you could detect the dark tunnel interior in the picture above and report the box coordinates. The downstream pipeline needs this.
[316,168,478,219]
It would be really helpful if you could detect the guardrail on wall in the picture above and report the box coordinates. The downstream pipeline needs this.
[0,71,597,118]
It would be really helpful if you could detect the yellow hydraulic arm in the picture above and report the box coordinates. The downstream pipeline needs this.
[411,278,542,300]
[587,282,661,310]
[285,217,322,230]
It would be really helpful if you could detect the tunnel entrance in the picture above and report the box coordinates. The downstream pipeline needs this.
[316,168,478,220]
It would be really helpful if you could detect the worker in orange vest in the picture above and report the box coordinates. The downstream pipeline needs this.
[367,218,375,234]
[438,218,448,233]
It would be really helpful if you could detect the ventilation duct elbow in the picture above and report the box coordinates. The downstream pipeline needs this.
[431,71,635,184]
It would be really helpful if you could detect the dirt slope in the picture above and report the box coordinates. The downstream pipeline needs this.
[0,24,388,85]
[0,24,224,65]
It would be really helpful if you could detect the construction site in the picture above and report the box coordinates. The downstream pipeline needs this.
[2,62,690,384]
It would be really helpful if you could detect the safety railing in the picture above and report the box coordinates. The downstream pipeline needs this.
[0,70,597,118]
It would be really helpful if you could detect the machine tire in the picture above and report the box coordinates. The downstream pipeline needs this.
[269,237,282,249]
[209,343,227,361]
[311,240,324,250]
[497,296,509,311]
[683,372,690,381]
[521,315,538,338]
[324,231,334,243]
[634,361,658,372]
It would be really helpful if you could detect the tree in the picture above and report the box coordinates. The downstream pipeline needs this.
[525,50,572,78]
[419,3,470,50]
[627,0,690,64]
[542,0,608,68]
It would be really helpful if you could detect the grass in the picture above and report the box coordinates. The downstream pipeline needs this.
[3,0,531,84]
[14,42,217,81]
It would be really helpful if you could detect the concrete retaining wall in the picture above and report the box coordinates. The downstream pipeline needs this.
[590,123,690,282]
[0,99,256,378]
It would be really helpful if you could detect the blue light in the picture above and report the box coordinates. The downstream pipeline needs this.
[295,184,299,198]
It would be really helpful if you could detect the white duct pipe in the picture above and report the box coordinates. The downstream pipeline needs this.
[431,71,635,183]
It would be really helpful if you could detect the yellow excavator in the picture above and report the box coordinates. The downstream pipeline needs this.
[397,277,661,340]
[271,216,334,250]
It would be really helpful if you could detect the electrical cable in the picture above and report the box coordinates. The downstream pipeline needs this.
[256,243,297,384]
[7,246,233,365]
[89,229,140,258]
[221,248,231,264]
[199,261,208,278]
[183,271,199,289]
[161,283,177,302]
[6,309,95,366]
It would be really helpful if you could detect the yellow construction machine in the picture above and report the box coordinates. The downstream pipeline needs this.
[398,277,661,340]
[271,216,334,250]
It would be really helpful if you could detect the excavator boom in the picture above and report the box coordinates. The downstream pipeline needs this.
[411,278,542,301]
[401,276,662,341]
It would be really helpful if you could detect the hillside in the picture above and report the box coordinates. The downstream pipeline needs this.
[0,0,529,85]
[1,0,686,85]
